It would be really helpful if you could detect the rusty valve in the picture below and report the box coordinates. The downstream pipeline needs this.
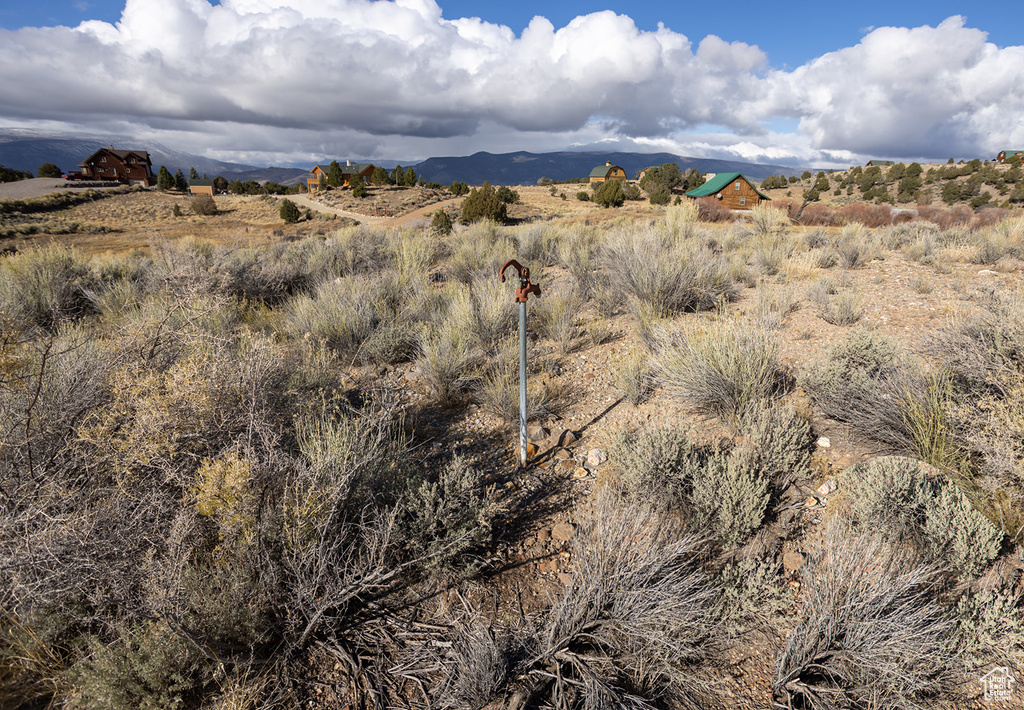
[499,259,541,303]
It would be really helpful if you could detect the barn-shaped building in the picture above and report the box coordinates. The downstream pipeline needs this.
[997,150,1024,164]
[684,172,770,210]
[588,162,627,183]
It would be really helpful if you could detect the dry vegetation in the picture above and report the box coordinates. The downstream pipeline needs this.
[1,187,1024,710]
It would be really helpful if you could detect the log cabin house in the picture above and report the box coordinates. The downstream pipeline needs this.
[307,161,375,191]
[997,150,1024,164]
[588,162,627,183]
[684,172,770,210]
[865,160,895,167]
[78,147,155,185]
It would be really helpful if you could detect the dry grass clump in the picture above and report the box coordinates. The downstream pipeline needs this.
[0,245,96,329]
[653,317,785,424]
[602,224,740,319]
[773,523,957,710]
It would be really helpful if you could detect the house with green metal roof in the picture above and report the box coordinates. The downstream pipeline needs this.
[588,161,627,183]
[684,172,769,210]
[997,150,1024,164]
[307,161,376,190]
[188,178,217,196]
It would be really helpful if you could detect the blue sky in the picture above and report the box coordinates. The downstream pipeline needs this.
[1,1,1023,167]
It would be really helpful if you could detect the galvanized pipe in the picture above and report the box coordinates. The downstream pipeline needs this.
[518,299,527,467]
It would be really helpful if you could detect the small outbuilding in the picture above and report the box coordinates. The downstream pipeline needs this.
[997,150,1024,164]
[684,172,769,210]
[866,160,895,167]
[188,179,217,196]
[588,162,627,183]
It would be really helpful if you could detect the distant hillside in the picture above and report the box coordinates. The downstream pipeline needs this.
[413,151,805,186]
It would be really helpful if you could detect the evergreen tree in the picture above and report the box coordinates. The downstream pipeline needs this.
[351,174,367,198]
[279,198,301,223]
[461,182,507,223]
[402,166,417,187]
[327,161,344,187]
[592,179,625,208]
[38,162,62,178]
[371,166,387,186]
[173,169,188,191]
[189,167,199,180]
[157,166,174,191]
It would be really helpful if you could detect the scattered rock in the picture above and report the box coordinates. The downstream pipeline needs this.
[542,559,558,573]
[783,551,806,575]
[559,458,576,471]
[587,448,607,467]
[572,467,593,480]
[557,572,573,586]
[526,442,538,459]
[527,424,549,441]
[804,496,819,508]
[816,479,838,496]
[816,436,831,448]
[553,448,572,460]
[537,528,551,542]
[557,429,578,447]
[551,522,576,542]
[978,269,999,276]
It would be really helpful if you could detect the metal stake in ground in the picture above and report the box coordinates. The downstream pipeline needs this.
[499,259,541,467]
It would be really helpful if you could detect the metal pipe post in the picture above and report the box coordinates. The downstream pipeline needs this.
[518,299,527,467]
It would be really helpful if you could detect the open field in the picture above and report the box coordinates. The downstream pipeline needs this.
[1,185,1023,709]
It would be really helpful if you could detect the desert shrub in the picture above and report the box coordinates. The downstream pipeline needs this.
[809,286,863,325]
[0,245,95,329]
[747,202,790,237]
[70,621,211,710]
[612,345,652,405]
[648,183,670,204]
[602,226,738,318]
[952,587,1024,671]
[613,424,694,511]
[753,284,798,330]
[695,195,732,222]
[444,220,513,284]
[190,194,217,216]
[833,223,872,268]
[842,456,1001,577]
[575,190,589,202]
[836,202,894,228]
[461,183,507,224]
[510,224,555,264]
[801,331,963,467]
[689,443,770,547]
[554,224,598,295]
[532,282,584,353]
[752,234,797,276]
[663,199,700,240]
[475,337,564,425]
[718,556,791,636]
[796,202,842,226]
[283,277,379,358]
[592,178,625,208]
[279,198,300,223]
[530,490,723,708]
[416,322,481,408]
[653,318,784,423]
[430,209,453,235]
[773,525,956,710]
[736,401,812,490]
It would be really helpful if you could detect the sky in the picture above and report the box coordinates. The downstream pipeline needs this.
[1,0,1023,168]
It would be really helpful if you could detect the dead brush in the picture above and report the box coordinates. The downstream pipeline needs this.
[525,488,724,709]
[773,522,957,710]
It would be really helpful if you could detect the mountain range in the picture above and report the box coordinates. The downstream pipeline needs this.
[0,129,804,186]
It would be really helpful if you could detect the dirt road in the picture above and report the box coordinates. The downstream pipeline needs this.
[292,193,464,227]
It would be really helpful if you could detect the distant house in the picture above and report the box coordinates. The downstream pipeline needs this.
[188,179,216,196]
[588,162,627,183]
[997,150,1024,164]
[866,160,895,167]
[307,161,375,190]
[684,172,770,210]
[79,147,155,185]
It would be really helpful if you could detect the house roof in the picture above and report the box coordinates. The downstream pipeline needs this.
[190,179,214,187]
[311,162,375,175]
[81,147,152,165]
[685,172,770,200]
[1001,150,1024,155]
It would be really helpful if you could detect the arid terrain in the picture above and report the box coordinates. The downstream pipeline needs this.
[1,177,1023,710]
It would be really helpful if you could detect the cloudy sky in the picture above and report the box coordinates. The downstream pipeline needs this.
[1,0,1023,168]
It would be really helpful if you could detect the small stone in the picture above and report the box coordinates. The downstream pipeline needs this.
[816,436,831,448]
[804,496,818,508]
[783,551,806,574]
[527,424,549,441]
[542,559,558,573]
[559,458,576,471]
[537,528,551,541]
[572,467,592,480]
[978,269,999,276]
[557,572,572,586]
[817,479,838,496]
[551,522,576,542]
[553,448,572,460]
[557,429,578,447]
[587,448,607,467]
[526,442,538,458]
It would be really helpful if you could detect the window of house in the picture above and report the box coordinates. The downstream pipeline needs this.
[740,196,746,205]
[734,182,740,190]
